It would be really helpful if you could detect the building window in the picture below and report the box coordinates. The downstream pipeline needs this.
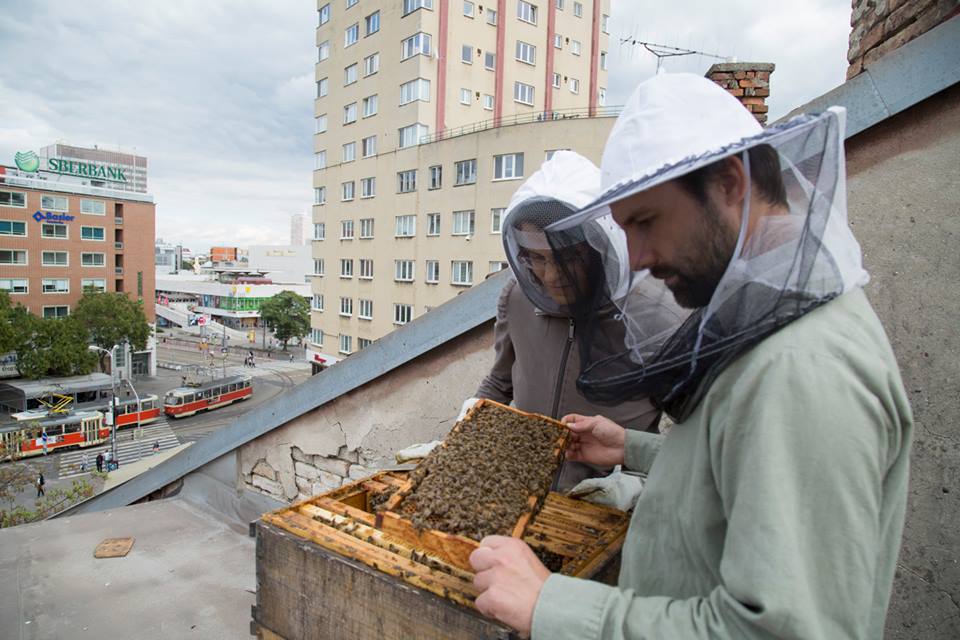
[398,123,428,148]
[314,258,325,276]
[401,32,432,60]
[81,252,105,267]
[556,0,564,9]
[312,294,324,311]
[362,94,378,117]
[428,165,442,190]
[463,1,475,17]
[339,297,353,316]
[361,177,376,198]
[315,187,327,205]
[42,278,70,294]
[359,258,374,278]
[0,220,26,237]
[399,78,431,104]
[41,194,68,212]
[461,44,473,64]
[491,208,504,233]
[340,335,353,354]
[573,1,583,17]
[346,0,358,8]
[494,153,524,180]
[460,88,472,105]
[599,87,607,106]
[394,259,415,282]
[489,261,509,273]
[362,135,377,157]
[345,23,359,47]
[393,303,413,325]
[452,261,474,286]
[41,223,67,239]
[452,210,475,236]
[344,63,358,86]
[343,102,358,124]
[395,214,416,237]
[0,278,28,294]
[315,150,327,170]
[318,40,330,62]
[80,199,105,215]
[402,0,433,16]
[310,328,323,346]
[81,226,105,241]
[340,219,355,239]
[600,51,608,71]
[455,159,477,185]
[358,338,372,349]
[317,78,329,97]
[43,306,69,319]
[397,169,417,193]
[0,249,27,265]
[316,114,328,134]
[319,3,330,25]
[365,10,380,35]
[552,72,561,88]
[517,1,538,24]
[481,94,494,110]
[358,299,373,319]
[43,250,69,266]
[569,77,580,94]
[314,223,326,240]
[341,181,355,201]
[0,191,26,208]
[81,278,107,293]
[340,259,354,278]
[427,213,440,236]
[364,52,380,76]
[571,40,581,56]
[514,81,535,105]
[342,142,357,162]
[425,260,440,283]
[484,51,496,70]
[486,8,497,25]
[602,14,609,34]
[360,218,374,239]
[516,40,536,65]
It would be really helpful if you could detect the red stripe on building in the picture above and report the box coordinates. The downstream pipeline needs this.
[589,0,601,117]
[545,0,557,113]
[436,0,449,134]
[494,0,507,126]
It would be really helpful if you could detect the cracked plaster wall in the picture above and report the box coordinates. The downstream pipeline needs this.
[240,324,494,502]
[845,85,960,639]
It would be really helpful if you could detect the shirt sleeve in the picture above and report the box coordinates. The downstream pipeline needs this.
[623,430,663,473]
[531,347,894,640]
[475,280,515,404]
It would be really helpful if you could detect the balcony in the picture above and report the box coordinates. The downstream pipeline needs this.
[115,241,124,250]
[418,105,624,145]
[115,267,124,275]
[115,217,123,225]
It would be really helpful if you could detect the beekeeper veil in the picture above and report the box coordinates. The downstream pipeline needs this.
[502,150,632,317]
[548,73,868,421]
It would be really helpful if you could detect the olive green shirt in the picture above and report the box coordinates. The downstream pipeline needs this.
[532,289,913,639]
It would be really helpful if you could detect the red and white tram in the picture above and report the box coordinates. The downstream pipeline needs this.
[1,410,107,460]
[163,375,252,418]
[114,394,162,427]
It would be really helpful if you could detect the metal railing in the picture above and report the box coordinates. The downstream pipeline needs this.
[114,241,124,250]
[0,171,154,203]
[418,105,624,145]
[114,217,123,225]
[115,267,124,275]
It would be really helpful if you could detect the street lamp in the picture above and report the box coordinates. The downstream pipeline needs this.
[88,344,119,463]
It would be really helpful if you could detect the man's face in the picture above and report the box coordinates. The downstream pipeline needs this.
[516,225,590,306]
[610,180,739,308]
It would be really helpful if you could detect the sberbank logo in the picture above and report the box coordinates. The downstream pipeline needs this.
[14,151,40,173]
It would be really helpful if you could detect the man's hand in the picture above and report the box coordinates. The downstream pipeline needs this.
[470,536,550,637]
[562,414,626,467]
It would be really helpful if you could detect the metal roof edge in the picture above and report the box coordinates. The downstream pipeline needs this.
[777,16,960,137]
[57,271,510,516]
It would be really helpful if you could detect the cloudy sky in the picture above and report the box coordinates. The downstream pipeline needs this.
[0,0,851,252]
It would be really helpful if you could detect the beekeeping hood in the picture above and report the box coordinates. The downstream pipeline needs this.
[502,150,634,318]
[546,73,869,421]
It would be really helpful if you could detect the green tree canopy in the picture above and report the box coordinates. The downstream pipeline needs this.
[259,291,310,350]
[16,315,97,379]
[72,291,151,356]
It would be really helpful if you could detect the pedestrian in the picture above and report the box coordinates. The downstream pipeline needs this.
[41,429,48,455]
[153,440,160,454]
[81,452,88,473]
[36,472,45,497]
[105,450,113,472]
[289,353,295,363]
[96,451,104,473]
[469,74,913,639]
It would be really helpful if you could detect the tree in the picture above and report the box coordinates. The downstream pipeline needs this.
[16,315,97,378]
[259,291,310,350]
[72,291,151,368]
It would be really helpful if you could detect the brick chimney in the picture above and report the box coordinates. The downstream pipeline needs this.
[847,0,960,79]
[705,62,775,125]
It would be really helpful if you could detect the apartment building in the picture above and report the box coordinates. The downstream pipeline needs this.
[311,0,612,369]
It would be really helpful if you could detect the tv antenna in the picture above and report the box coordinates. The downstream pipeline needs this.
[619,38,728,72]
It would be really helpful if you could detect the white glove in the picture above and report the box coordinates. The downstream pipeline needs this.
[567,466,645,511]
[395,440,443,463]
[456,397,480,422]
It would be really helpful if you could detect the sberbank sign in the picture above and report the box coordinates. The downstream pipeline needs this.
[13,150,128,183]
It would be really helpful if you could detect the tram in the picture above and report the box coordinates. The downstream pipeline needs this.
[163,375,252,418]
[0,410,107,460]
[115,394,162,427]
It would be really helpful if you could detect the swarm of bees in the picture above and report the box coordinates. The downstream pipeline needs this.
[392,403,564,541]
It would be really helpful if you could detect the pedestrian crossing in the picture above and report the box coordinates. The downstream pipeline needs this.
[58,419,181,479]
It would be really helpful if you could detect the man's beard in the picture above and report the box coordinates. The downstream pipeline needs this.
[653,198,739,309]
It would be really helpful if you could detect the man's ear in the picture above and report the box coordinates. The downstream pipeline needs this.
[715,155,749,209]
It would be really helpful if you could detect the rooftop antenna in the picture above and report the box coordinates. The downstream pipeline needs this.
[619,38,728,72]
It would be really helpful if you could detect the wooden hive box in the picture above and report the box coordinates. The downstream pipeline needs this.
[253,469,630,640]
